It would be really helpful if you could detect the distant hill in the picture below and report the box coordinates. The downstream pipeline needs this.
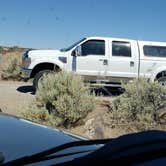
[0,46,29,55]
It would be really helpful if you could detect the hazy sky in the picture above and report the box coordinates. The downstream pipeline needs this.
[0,0,166,49]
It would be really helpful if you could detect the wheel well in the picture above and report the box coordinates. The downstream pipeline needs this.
[156,71,166,80]
[30,63,60,78]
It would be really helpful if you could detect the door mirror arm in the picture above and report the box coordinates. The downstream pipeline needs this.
[72,45,82,56]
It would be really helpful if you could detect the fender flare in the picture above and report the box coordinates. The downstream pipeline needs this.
[29,59,64,70]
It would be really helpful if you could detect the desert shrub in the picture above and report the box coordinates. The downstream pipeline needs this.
[23,71,95,128]
[22,105,62,127]
[1,53,22,80]
[109,78,166,130]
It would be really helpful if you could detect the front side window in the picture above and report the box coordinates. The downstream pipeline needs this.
[81,40,105,56]
[112,41,131,57]
[144,45,166,57]
[60,38,86,52]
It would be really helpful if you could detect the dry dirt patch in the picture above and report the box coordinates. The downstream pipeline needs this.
[0,80,34,115]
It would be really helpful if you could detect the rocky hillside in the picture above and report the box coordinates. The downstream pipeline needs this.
[0,46,29,76]
[0,46,28,55]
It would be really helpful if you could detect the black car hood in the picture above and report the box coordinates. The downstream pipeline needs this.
[0,113,97,165]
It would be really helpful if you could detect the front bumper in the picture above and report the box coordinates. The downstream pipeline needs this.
[21,68,32,78]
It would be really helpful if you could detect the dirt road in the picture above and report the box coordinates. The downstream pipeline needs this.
[0,81,35,115]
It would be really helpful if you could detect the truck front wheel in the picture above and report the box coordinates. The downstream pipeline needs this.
[33,70,53,89]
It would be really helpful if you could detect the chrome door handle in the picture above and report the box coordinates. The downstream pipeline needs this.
[130,61,134,67]
[99,59,108,65]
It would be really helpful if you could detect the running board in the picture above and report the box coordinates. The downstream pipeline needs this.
[90,83,121,87]
[85,81,121,87]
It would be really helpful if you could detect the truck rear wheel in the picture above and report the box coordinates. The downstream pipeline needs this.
[157,76,166,86]
[33,70,53,89]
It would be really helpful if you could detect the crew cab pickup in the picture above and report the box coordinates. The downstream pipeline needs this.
[21,36,166,87]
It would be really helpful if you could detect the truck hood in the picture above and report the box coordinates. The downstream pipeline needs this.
[0,113,98,165]
[28,49,65,59]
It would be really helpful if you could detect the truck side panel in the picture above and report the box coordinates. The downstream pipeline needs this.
[138,41,166,81]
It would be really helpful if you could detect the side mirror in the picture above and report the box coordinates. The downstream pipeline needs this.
[71,50,76,56]
[72,45,82,56]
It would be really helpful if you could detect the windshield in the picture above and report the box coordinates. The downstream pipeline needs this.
[60,38,86,52]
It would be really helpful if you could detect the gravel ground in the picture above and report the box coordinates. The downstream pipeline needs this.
[0,80,35,115]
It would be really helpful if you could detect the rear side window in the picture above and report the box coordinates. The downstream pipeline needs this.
[112,41,131,57]
[81,40,105,56]
[143,45,166,57]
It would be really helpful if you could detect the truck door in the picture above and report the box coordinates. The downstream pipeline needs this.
[73,39,109,81]
[108,40,139,80]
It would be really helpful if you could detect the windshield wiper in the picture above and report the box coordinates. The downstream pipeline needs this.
[2,138,111,166]
[55,130,166,166]
[6,149,94,166]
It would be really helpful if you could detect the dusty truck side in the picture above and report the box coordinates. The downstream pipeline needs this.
[21,37,166,87]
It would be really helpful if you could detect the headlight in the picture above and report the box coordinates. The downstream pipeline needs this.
[22,57,31,68]
[22,50,31,68]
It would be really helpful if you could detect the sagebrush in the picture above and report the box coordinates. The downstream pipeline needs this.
[109,78,166,131]
[22,105,62,127]
[23,71,95,128]
[1,53,22,80]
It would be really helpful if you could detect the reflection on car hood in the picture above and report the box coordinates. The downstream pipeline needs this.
[0,113,96,165]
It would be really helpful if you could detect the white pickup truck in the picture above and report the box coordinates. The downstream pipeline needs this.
[21,36,166,87]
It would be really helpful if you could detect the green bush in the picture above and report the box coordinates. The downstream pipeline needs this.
[22,105,62,127]
[23,71,95,128]
[1,54,22,80]
[109,78,166,130]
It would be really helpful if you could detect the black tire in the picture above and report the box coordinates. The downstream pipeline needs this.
[33,70,53,89]
[157,76,166,86]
